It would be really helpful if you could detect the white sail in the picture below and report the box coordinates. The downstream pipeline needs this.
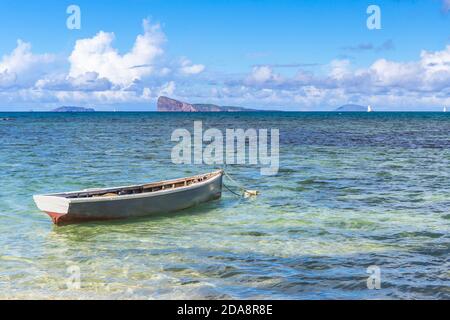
[444,106,447,113]
[367,105,373,112]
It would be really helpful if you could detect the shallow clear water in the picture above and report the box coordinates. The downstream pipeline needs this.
[0,112,449,299]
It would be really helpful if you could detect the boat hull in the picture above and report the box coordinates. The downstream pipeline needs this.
[35,172,223,226]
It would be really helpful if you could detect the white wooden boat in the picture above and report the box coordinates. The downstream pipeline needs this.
[33,170,223,226]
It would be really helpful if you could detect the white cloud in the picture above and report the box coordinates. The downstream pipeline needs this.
[420,46,450,89]
[329,60,351,80]
[36,72,113,92]
[0,40,56,88]
[0,19,209,108]
[69,20,166,86]
[0,40,55,75]
[366,45,450,92]
[208,44,450,109]
[179,58,205,75]
[245,66,282,85]
[159,81,176,96]
[2,18,450,110]
[250,46,450,103]
[0,70,17,89]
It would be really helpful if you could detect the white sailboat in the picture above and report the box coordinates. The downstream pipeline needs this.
[444,106,447,113]
[367,105,373,113]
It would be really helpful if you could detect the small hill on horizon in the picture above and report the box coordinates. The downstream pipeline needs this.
[157,96,260,112]
[52,106,95,112]
[335,104,367,112]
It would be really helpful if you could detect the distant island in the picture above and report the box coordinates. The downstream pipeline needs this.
[52,106,95,112]
[335,104,368,112]
[157,96,260,112]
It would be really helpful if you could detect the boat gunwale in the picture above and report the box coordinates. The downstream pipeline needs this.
[34,170,223,204]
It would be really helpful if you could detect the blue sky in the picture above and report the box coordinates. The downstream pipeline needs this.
[0,0,449,110]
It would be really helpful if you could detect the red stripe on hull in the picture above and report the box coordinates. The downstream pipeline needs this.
[45,212,120,226]
[46,212,64,225]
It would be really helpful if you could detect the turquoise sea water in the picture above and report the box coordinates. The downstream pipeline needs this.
[0,112,449,299]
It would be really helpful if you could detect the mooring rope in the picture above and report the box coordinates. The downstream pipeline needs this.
[223,182,243,197]
[222,169,259,198]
